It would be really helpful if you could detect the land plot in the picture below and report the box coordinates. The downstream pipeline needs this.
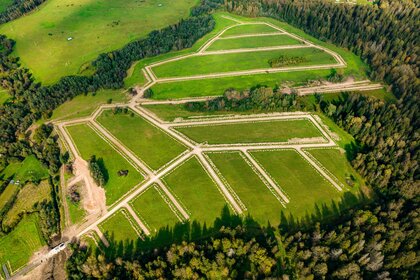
[129,185,180,233]
[0,0,198,84]
[97,109,187,171]
[0,215,45,273]
[174,119,324,145]
[250,149,343,217]
[306,148,364,189]
[66,124,144,206]
[0,155,49,183]
[221,24,280,37]
[0,184,18,212]
[99,209,140,243]
[206,152,284,225]
[162,156,228,224]
[152,48,336,78]
[206,34,303,51]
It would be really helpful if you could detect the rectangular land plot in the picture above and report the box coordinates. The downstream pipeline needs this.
[250,149,343,217]
[99,209,141,243]
[174,119,324,145]
[0,215,45,273]
[221,24,280,37]
[162,156,228,224]
[66,124,144,206]
[130,185,180,233]
[0,184,18,211]
[206,35,303,51]
[206,152,284,225]
[152,48,336,78]
[96,109,187,171]
[305,148,364,189]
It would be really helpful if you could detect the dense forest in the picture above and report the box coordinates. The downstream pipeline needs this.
[0,0,46,24]
[65,0,419,279]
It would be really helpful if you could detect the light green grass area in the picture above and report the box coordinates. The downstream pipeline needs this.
[66,124,144,206]
[48,89,128,122]
[206,34,302,51]
[0,0,11,13]
[221,24,280,37]
[99,209,140,243]
[0,0,198,84]
[306,148,364,189]
[3,180,51,227]
[250,149,344,217]
[150,69,332,99]
[67,197,86,225]
[0,214,45,273]
[162,156,227,224]
[175,119,324,145]
[130,185,180,233]
[206,152,284,225]
[315,113,355,149]
[125,66,148,88]
[0,184,18,212]
[97,110,186,171]
[0,89,11,104]
[153,48,336,78]
[0,155,49,183]
[123,13,237,88]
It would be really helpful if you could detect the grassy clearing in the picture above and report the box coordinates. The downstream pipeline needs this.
[306,148,364,189]
[221,24,280,37]
[0,155,49,183]
[250,149,344,217]
[174,119,323,145]
[0,214,45,273]
[99,209,140,243]
[153,48,336,78]
[206,34,302,51]
[162,156,227,224]
[0,184,18,212]
[206,152,284,225]
[123,13,239,87]
[48,89,128,122]
[0,0,11,13]
[0,0,198,84]
[0,89,11,104]
[66,124,144,205]
[125,67,148,88]
[314,113,355,149]
[150,69,332,99]
[129,185,180,233]
[67,197,86,225]
[97,110,186,171]
[3,180,51,227]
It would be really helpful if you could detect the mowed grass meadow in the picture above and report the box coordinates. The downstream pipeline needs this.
[0,0,198,84]
[174,119,324,145]
[162,156,228,224]
[250,149,344,217]
[152,47,336,78]
[220,24,280,37]
[97,109,187,171]
[66,124,144,205]
[206,152,284,225]
[129,185,180,233]
[99,209,140,243]
[0,215,45,273]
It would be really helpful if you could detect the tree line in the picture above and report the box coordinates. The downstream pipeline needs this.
[0,0,46,24]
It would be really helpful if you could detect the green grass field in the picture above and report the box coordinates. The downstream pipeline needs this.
[67,197,86,225]
[206,152,284,225]
[124,67,148,88]
[48,89,128,122]
[0,0,11,13]
[0,155,49,183]
[221,24,280,37]
[206,34,302,51]
[129,185,180,233]
[162,156,227,224]
[306,148,364,189]
[66,124,144,205]
[0,214,45,273]
[3,180,51,227]
[0,184,18,212]
[153,48,336,78]
[97,109,187,171]
[0,89,11,104]
[250,149,343,217]
[0,0,197,84]
[174,119,324,145]
[99,209,140,243]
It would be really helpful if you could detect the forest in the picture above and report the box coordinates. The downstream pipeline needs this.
[0,0,46,24]
[65,0,419,279]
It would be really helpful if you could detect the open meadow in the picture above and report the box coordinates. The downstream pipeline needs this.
[99,209,141,243]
